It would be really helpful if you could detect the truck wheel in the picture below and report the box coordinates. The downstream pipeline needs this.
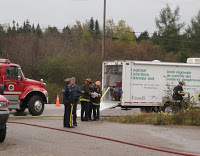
[144,107,154,113]
[28,95,44,116]
[163,104,173,114]
[0,125,6,142]
[140,107,146,113]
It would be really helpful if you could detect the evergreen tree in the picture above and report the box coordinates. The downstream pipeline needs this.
[151,32,159,45]
[94,20,100,38]
[63,26,71,35]
[11,20,16,34]
[155,4,185,52]
[89,17,94,36]
[185,10,200,53]
[0,25,4,34]
[23,19,32,33]
[36,23,42,36]
[136,30,150,42]
[32,24,35,33]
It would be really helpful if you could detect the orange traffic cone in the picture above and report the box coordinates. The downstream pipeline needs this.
[56,94,60,106]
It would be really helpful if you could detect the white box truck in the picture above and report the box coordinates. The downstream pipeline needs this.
[102,59,200,112]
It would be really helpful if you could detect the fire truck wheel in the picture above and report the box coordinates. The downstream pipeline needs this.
[28,95,44,116]
[0,125,6,142]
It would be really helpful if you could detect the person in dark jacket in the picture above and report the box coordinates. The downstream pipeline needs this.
[70,77,82,126]
[88,83,94,121]
[80,78,92,121]
[91,81,102,121]
[172,81,185,111]
[62,78,75,128]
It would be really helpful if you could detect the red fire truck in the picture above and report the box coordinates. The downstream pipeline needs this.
[0,59,48,116]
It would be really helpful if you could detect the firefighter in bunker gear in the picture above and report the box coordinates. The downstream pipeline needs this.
[172,81,185,111]
[89,83,95,120]
[91,81,102,120]
[62,78,75,128]
[80,78,92,121]
[70,77,82,126]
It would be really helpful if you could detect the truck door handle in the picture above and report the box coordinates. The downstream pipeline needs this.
[4,84,7,89]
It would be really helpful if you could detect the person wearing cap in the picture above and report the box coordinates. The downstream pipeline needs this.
[70,77,82,126]
[80,78,92,121]
[172,81,185,111]
[62,78,75,128]
[91,81,102,121]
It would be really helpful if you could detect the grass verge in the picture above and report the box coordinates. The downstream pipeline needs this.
[102,108,200,126]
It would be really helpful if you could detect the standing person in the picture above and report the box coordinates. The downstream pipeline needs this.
[172,81,185,111]
[91,81,102,121]
[80,78,92,121]
[70,77,82,126]
[88,82,94,120]
[62,78,75,128]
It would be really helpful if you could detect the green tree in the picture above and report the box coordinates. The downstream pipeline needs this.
[36,24,42,36]
[0,25,4,34]
[24,20,32,33]
[94,19,100,38]
[136,30,150,42]
[89,17,95,36]
[114,20,136,43]
[32,24,35,33]
[155,4,185,52]
[185,10,200,53]
[63,26,71,35]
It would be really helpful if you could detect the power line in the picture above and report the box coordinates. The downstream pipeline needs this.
[105,35,200,53]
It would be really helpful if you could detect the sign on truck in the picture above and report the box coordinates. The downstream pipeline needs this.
[102,59,200,112]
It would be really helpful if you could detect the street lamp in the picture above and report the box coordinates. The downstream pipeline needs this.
[102,0,106,61]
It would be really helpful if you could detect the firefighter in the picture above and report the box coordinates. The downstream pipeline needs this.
[70,77,82,126]
[62,78,75,128]
[88,82,95,120]
[80,78,92,121]
[172,81,185,111]
[91,81,102,121]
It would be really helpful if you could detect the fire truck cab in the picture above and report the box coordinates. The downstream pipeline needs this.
[0,59,48,116]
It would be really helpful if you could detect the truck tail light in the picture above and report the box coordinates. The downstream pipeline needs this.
[0,101,9,110]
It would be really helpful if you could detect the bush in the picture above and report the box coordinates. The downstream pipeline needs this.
[103,108,200,126]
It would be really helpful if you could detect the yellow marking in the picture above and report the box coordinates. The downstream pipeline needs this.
[6,82,17,84]
[70,104,73,126]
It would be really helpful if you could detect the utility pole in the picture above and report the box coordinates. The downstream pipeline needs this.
[102,0,106,61]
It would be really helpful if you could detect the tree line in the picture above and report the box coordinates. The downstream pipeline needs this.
[0,4,200,103]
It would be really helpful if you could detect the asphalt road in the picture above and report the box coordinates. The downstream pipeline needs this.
[1,105,200,156]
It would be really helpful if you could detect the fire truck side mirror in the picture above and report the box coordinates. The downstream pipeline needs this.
[0,85,4,95]
[17,76,21,81]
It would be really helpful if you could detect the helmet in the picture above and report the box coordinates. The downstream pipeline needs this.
[85,78,91,85]
[96,81,101,87]
[179,81,185,85]
[85,78,91,82]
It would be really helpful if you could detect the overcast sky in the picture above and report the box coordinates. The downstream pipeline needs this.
[0,0,200,33]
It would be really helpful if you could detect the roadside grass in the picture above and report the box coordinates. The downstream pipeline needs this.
[103,108,200,126]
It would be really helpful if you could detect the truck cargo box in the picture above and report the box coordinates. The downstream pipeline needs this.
[102,60,200,109]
